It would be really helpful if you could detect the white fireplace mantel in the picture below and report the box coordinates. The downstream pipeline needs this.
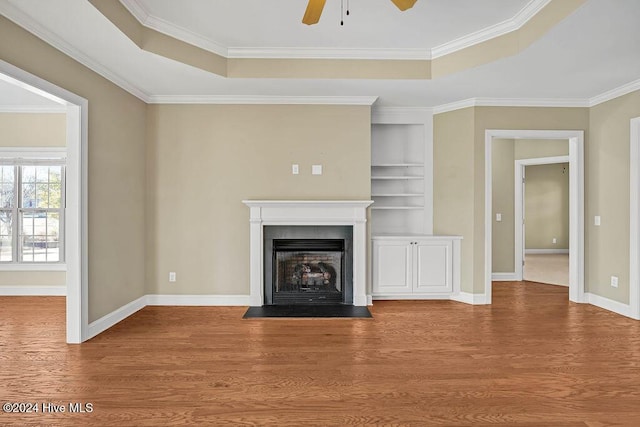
[242,200,373,306]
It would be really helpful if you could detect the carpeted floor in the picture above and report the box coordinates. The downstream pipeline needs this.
[523,253,569,286]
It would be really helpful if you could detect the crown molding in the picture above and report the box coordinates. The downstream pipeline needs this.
[589,78,640,107]
[147,95,379,106]
[119,0,548,61]
[227,47,431,60]
[0,105,68,113]
[431,0,551,58]
[120,0,229,57]
[432,99,477,115]
[0,1,150,103]
[433,97,589,114]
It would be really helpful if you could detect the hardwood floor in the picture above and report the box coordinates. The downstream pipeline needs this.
[1,283,640,426]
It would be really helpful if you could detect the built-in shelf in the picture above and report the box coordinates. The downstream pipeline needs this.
[371,121,429,235]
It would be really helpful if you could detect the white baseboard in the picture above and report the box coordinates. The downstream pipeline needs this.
[372,293,452,300]
[525,249,570,254]
[87,295,147,340]
[586,292,635,319]
[450,292,490,305]
[492,272,518,281]
[146,294,251,306]
[0,285,66,296]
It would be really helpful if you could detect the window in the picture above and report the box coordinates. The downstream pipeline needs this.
[0,159,65,264]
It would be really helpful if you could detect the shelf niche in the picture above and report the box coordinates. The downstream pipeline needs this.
[370,114,433,235]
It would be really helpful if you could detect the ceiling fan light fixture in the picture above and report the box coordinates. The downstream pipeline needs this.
[390,0,418,11]
[302,0,327,25]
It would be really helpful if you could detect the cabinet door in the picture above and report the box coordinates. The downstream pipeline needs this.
[372,240,413,294]
[414,240,452,293]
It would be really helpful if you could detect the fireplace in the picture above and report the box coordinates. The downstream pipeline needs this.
[243,200,373,307]
[264,226,353,305]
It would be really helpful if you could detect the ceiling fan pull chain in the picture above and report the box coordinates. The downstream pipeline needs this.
[341,0,344,25]
[346,0,350,15]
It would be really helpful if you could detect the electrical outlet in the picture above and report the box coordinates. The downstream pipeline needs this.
[595,216,601,226]
[292,164,299,175]
[552,238,557,244]
[611,276,618,288]
[496,213,502,222]
[169,272,176,282]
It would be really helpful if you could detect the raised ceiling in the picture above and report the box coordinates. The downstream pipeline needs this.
[1,0,639,108]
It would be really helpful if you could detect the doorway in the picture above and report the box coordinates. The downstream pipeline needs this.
[515,155,570,285]
[485,130,585,304]
[0,59,87,343]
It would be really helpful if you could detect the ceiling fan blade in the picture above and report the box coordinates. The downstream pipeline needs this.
[302,0,327,25]
[390,0,417,11]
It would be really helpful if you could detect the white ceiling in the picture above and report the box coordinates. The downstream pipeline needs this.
[131,0,530,52]
[1,0,639,108]
[0,78,63,109]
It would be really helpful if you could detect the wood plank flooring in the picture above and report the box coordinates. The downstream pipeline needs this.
[1,282,640,426]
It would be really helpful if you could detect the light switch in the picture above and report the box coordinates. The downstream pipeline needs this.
[312,165,322,175]
[594,215,601,226]
[496,213,502,222]
[292,164,299,175]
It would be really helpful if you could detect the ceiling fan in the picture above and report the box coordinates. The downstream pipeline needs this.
[303,0,418,25]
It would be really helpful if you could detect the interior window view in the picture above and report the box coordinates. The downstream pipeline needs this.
[1,0,639,425]
[0,164,64,263]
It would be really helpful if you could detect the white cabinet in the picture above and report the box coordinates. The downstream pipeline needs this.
[372,236,462,298]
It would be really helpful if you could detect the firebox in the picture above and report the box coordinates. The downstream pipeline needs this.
[272,239,344,305]
[264,226,353,306]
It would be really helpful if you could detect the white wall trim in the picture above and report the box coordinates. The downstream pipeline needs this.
[86,295,147,340]
[525,249,569,254]
[431,0,551,58]
[586,293,636,319]
[492,272,518,281]
[0,285,66,296]
[147,95,379,106]
[486,130,585,306]
[372,294,452,300]
[433,98,589,115]
[629,117,640,320]
[450,292,490,305]
[515,155,570,280]
[0,60,89,344]
[146,294,251,306]
[589,78,640,107]
[228,47,431,60]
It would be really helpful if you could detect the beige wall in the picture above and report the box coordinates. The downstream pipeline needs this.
[1,17,147,322]
[0,113,66,147]
[525,162,570,250]
[146,104,371,295]
[491,138,569,272]
[0,112,67,287]
[491,139,516,272]
[433,107,475,292]
[588,90,640,304]
[434,107,588,293]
